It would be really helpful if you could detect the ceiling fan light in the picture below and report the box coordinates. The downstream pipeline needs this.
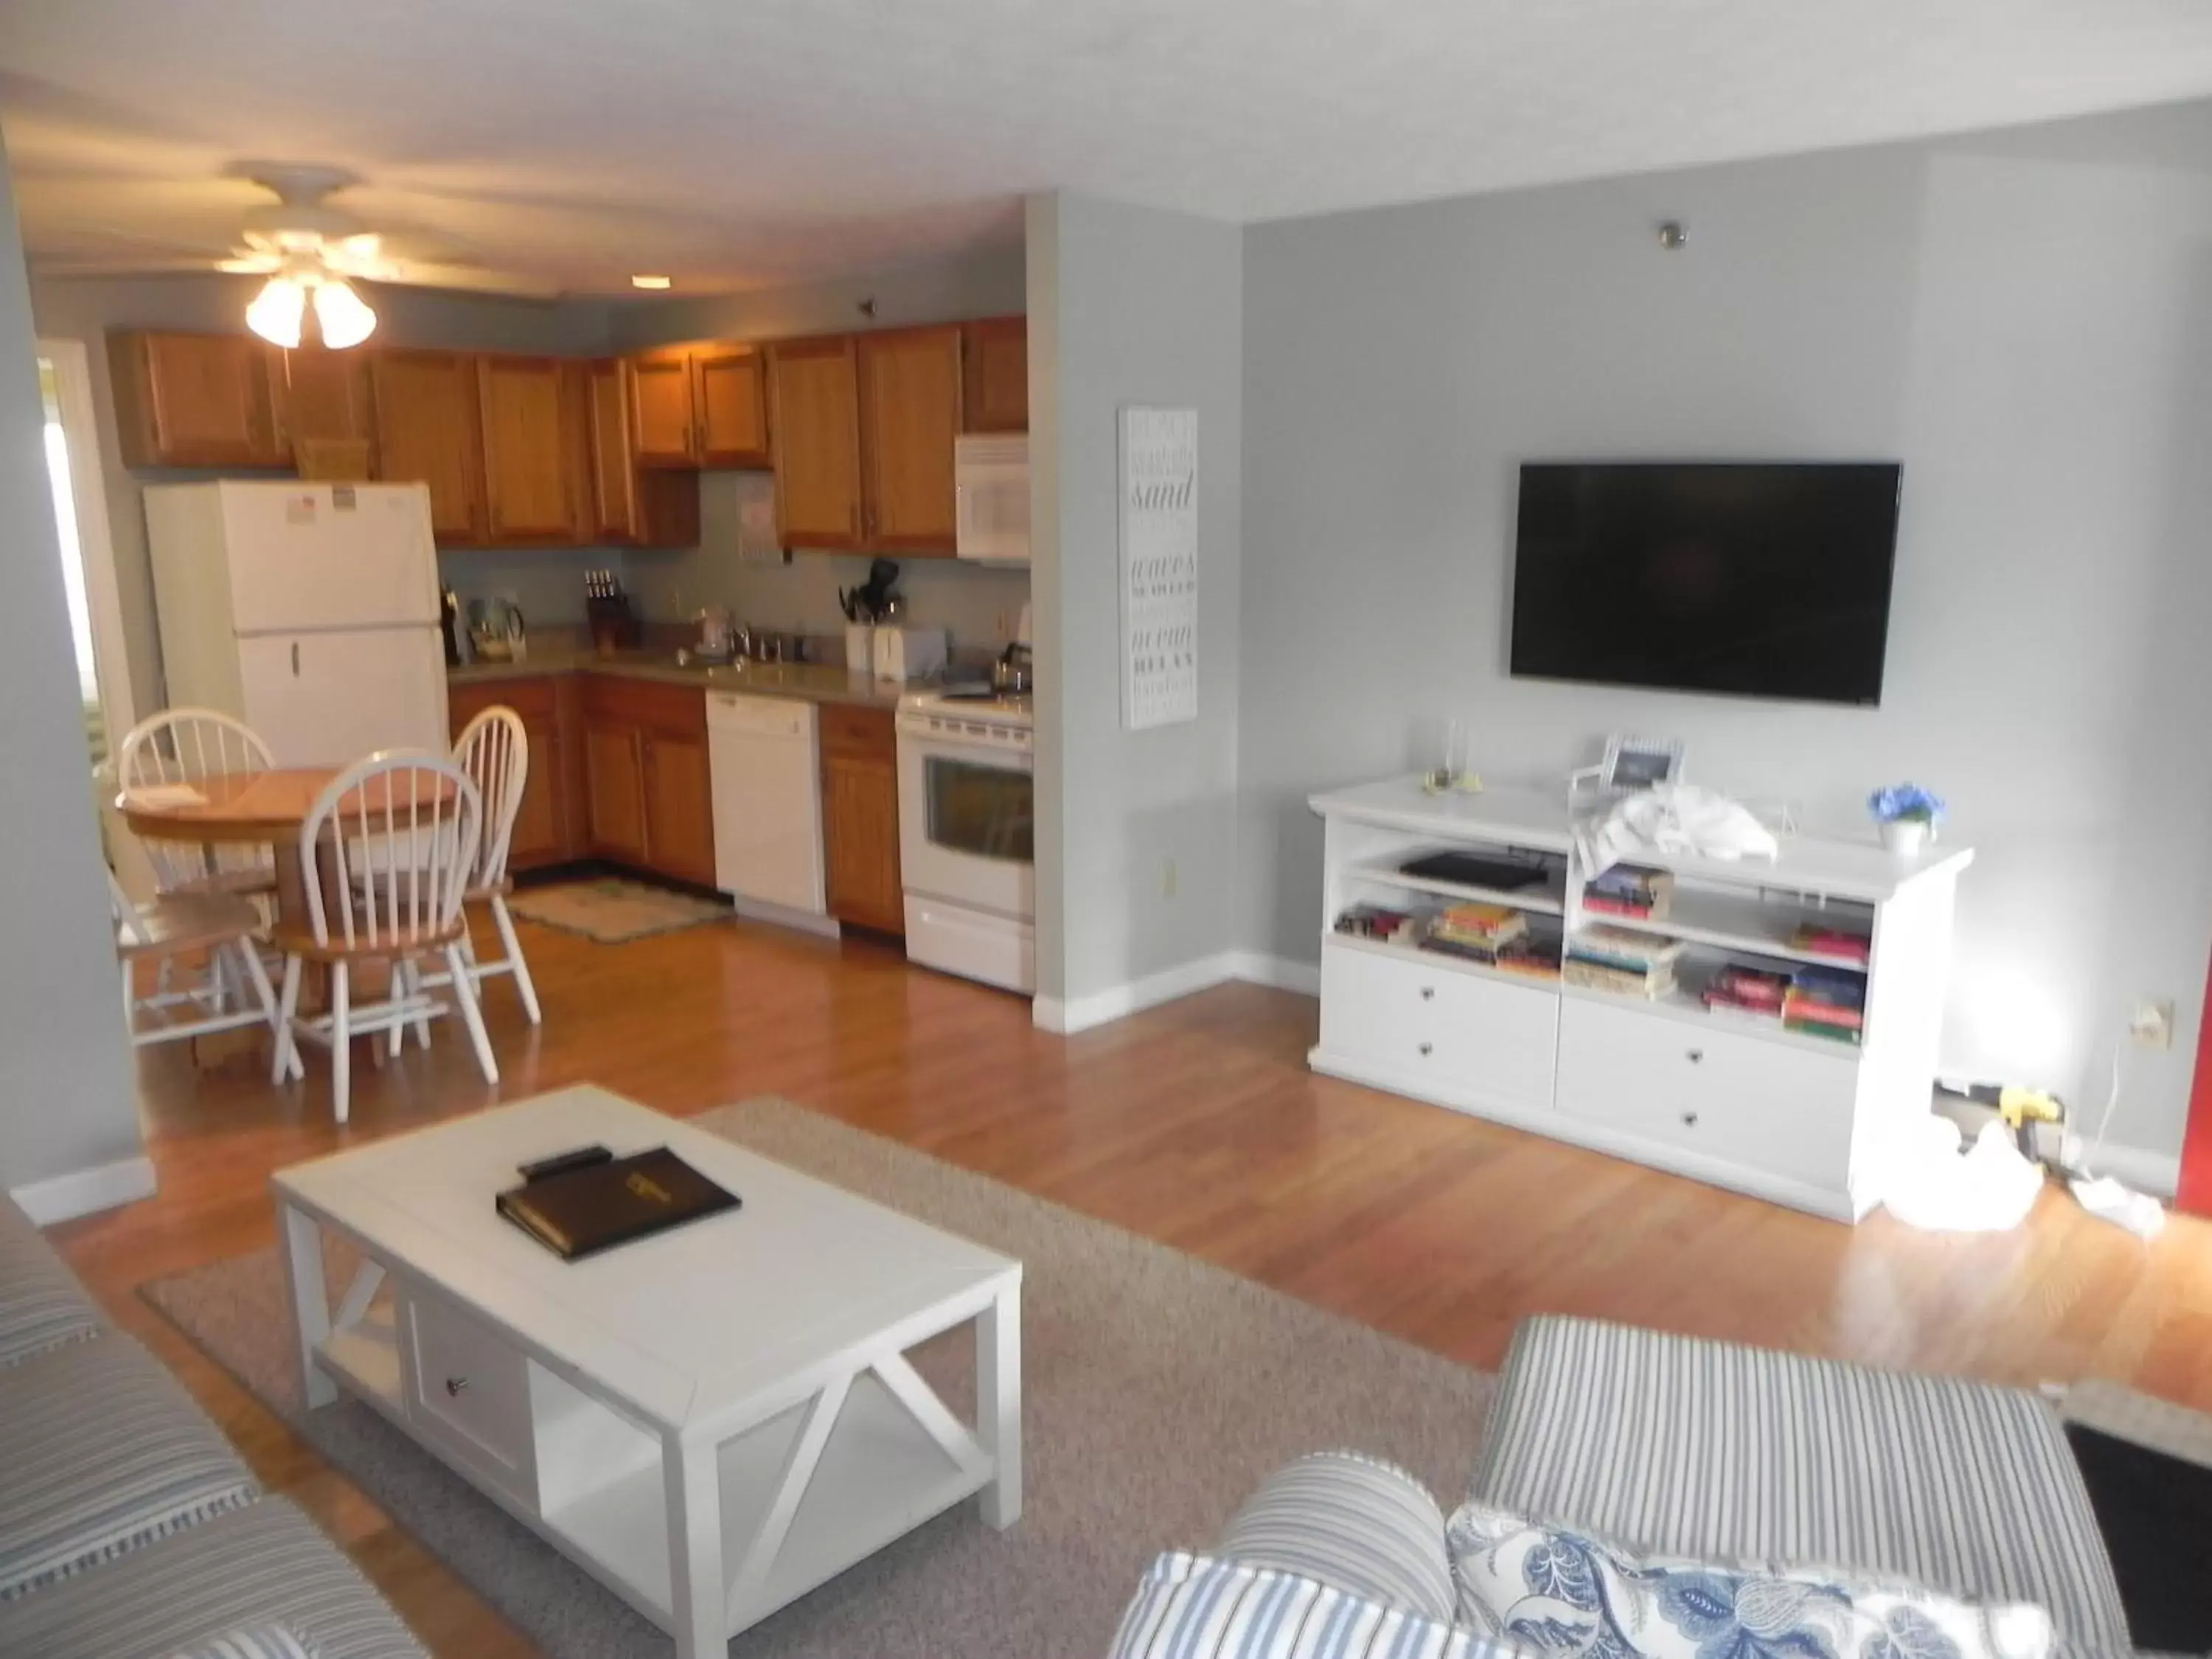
[244,274,305,348]
[313,278,377,349]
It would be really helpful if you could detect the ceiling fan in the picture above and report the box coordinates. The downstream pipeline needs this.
[206,164,558,349]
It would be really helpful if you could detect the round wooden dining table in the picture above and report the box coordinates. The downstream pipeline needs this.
[117,767,458,936]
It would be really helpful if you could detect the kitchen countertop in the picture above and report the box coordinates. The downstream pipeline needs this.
[448,650,911,710]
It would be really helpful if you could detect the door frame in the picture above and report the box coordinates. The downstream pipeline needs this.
[39,338,136,739]
[2180,953,2212,1215]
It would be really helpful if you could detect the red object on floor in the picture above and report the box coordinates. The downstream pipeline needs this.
[2180,956,2212,1217]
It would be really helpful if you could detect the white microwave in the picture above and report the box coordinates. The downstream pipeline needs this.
[954,434,1029,564]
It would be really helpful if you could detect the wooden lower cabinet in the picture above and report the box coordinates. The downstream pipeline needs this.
[642,732,716,887]
[584,723,650,866]
[580,677,714,886]
[453,672,903,911]
[448,676,584,871]
[818,705,904,935]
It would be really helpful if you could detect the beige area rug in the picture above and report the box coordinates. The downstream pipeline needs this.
[143,1098,1498,1658]
[507,877,732,944]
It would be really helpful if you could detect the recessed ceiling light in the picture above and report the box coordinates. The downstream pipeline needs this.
[630,274,672,290]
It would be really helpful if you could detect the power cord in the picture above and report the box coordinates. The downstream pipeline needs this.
[2067,1038,2166,1238]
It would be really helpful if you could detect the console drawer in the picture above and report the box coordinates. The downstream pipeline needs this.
[1554,995,1856,1192]
[1319,942,1557,1110]
[403,1286,537,1506]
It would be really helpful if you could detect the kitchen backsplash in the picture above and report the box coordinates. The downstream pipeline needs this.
[625,472,1032,650]
[437,546,633,629]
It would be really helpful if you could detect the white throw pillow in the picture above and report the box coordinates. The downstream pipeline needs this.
[1445,1500,2053,1659]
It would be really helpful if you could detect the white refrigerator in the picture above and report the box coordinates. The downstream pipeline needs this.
[145,481,449,766]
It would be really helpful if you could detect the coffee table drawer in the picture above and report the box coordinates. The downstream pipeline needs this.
[404,1287,536,1506]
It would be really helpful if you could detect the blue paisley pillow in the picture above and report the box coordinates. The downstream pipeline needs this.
[1444,1500,2053,1659]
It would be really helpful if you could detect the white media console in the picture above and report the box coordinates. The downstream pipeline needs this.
[1308,777,1974,1221]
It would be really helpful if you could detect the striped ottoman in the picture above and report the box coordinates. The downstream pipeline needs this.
[1473,1315,2131,1656]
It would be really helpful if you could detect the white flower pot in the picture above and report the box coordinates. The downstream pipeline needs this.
[1879,818,1930,858]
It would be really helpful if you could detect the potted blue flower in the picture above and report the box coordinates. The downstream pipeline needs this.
[1868,782,1944,857]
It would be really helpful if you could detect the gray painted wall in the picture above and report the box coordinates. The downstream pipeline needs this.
[1029,192,1242,1006]
[27,272,622,714]
[0,140,144,1194]
[1238,101,2212,1163]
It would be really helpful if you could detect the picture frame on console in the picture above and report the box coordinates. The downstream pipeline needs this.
[1601,735,1685,792]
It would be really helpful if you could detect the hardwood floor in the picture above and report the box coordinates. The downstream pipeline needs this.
[49,908,2212,1654]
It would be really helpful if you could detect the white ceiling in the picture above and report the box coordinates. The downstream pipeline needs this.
[5,0,2212,297]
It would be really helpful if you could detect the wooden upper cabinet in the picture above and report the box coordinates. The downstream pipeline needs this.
[275,345,375,469]
[585,358,700,548]
[628,349,698,467]
[961,317,1029,434]
[108,330,285,469]
[857,325,961,553]
[586,358,644,540]
[692,344,771,467]
[369,349,486,544]
[476,355,580,543]
[768,336,865,552]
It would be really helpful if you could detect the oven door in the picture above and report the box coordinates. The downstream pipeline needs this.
[896,726,1034,921]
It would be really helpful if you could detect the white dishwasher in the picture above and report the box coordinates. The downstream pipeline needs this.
[707,693,827,918]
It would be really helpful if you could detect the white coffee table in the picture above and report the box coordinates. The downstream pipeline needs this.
[271,1085,1021,1657]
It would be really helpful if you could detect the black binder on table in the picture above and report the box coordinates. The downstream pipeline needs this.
[495,1147,740,1262]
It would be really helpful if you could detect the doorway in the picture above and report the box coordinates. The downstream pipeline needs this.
[38,337,148,894]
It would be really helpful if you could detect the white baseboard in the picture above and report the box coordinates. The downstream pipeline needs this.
[9,1154,157,1225]
[2078,1141,2182,1200]
[1032,948,1323,1034]
[1033,951,1241,1034]
[1226,950,1321,996]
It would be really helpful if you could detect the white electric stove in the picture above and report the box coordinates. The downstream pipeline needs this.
[895,688,1035,994]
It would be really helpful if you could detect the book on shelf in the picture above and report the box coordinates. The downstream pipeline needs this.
[1563,957,1676,1000]
[1708,965,1791,1007]
[1431,901,1528,945]
[1788,923,1871,964]
[1334,904,1417,944]
[1788,965,1867,1008]
[1581,893,1666,920]
[1585,864,1674,919]
[1781,992,1864,1032]
[1783,1016,1863,1045]
[1422,934,1559,977]
[1567,924,1685,974]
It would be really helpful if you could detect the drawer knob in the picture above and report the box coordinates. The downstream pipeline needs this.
[1686,1048,1704,1064]
[1681,1111,1700,1127]
[445,1376,470,1397]
[1417,1041,1433,1057]
[1419,986,1435,1001]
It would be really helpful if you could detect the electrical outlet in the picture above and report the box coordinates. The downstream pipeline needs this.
[1161,859,1178,900]
[2130,998,2175,1049]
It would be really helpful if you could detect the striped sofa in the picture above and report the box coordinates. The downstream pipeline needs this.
[1110,1315,2138,1659]
[0,1194,425,1658]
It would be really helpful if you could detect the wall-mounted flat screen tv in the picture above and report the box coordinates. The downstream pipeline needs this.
[1509,462,1902,706]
